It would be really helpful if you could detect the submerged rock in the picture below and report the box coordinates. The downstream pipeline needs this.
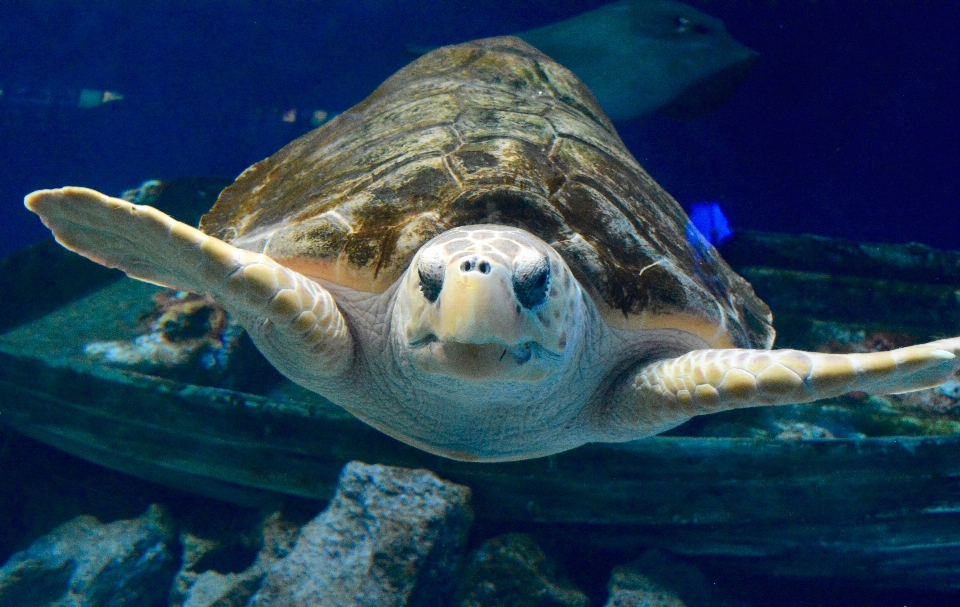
[604,550,742,607]
[248,461,473,607]
[453,533,590,607]
[172,511,301,607]
[0,504,178,607]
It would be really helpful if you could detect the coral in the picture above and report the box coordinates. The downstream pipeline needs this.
[85,289,244,385]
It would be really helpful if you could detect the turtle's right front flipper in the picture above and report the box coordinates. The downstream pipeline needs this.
[25,187,353,379]
[603,339,960,439]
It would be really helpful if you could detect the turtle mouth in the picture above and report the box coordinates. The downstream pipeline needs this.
[410,335,558,362]
[407,334,560,380]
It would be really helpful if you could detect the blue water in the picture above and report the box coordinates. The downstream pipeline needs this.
[1,0,958,259]
[2,5,960,604]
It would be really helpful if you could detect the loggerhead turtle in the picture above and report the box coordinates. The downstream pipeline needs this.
[25,37,960,462]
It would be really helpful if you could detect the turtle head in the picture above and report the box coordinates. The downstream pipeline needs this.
[395,225,584,381]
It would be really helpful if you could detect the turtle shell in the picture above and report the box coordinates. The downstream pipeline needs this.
[200,36,773,349]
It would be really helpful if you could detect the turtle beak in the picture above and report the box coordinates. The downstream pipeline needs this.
[432,260,532,346]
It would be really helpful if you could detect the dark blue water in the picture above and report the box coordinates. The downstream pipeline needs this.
[2,4,960,605]
[2,1,958,259]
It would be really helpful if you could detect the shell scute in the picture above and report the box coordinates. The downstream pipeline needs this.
[541,107,631,168]
[448,138,558,194]
[465,47,551,94]
[321,125,459,197]
[534,59,609,130]
[447,188,567,244]
[200,36,774,349]
[455,107,556,149]
[354,93,462,147]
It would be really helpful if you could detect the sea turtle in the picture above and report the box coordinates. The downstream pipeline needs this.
[25,37,960,462]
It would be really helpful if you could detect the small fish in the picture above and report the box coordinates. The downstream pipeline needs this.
[0,81,332,130]
[687,201,732,246]
[77,89,124,109]
[517,0,757,121]
[0,84,124,110]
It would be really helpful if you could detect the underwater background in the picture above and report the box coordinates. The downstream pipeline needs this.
[2,0,959,258]
[2,2,960,607]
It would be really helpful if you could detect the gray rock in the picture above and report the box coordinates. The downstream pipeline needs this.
[606,565,686,607]
[248,461,473,607]
[171,511,301,607]
[453,533,589,607]
[0,504,178,607]
[604,550,743,607]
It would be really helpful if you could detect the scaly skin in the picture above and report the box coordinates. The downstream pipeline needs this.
[25,187,353,380]
[608,340,960,434]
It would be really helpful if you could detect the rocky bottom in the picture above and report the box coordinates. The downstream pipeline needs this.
[1,428,958,607]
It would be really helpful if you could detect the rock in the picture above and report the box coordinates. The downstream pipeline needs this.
[453,533,589,607]
[775,422,835,440]
[605,565,686,607]
[83,289,248,387]
[179,569,261,607]
[0,504,178,607]
[172,511,301,607]
[248,461,473,607]
[604,550,742,607]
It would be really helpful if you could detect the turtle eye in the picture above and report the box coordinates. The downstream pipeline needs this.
[513,255,550,309]
[417,256,445,303]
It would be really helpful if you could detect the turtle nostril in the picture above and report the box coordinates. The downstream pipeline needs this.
[460,258,492,274]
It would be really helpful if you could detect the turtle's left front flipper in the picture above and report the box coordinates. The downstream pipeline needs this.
[605,338,960,437]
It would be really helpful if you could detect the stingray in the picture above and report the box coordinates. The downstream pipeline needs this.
[409,0,757,121]
[518,0,757,121]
